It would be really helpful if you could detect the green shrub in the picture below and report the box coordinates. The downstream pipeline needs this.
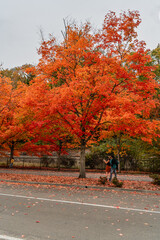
[40,155,52,167]
[85,155,101,169]
[149,174,160,185]
[98,176,107,185]
[85,150,108,169]
[60,155,74,168]
[112,177,123,188]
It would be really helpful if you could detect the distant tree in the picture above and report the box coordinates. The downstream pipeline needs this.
[0,75,30,162]
[0,64,34,88]
[151,44,160,83]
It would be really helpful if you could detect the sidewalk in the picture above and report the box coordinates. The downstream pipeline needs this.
[0,168,152,182]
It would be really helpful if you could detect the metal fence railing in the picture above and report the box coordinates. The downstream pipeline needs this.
[0,155,159,172]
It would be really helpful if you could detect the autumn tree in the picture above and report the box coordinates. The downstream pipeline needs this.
[149,44,160,159]
[31,22,119,178]
[102,41,160,171]
[27,11,158,178]
[16,75,74,171]
[150,44,160,119]
[96,11,159,171]
[0,64,34,160]
[0,76,12,156]
[0,73,32,161]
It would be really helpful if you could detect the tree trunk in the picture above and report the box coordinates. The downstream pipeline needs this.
[57,140,62,171]
[57,152,61,171]
[116,135,121,173]
[117,151,121,173]
[10,141,14,162]
[79,141,86,178]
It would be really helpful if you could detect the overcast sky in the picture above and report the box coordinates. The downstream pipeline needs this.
[0,0,160,69]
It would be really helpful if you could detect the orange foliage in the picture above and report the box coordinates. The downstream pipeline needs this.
[23,11,159,177]
[0,75,29,158]
[1,11,158,177]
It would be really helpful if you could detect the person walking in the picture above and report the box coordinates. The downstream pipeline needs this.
[109,156,119,181]
[103,156,111,180]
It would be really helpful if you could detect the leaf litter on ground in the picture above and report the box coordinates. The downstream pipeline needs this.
[0,172,159,192]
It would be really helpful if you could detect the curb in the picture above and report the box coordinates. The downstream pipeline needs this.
[1,179,160,194]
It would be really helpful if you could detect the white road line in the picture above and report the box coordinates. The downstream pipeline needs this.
[0,235,23,240]
[0,192,160,214]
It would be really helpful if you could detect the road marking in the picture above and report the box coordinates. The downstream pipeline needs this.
[0,235,24,240]
[0,192,160,214]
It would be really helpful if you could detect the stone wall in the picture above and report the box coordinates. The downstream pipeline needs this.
[0,149,81,168]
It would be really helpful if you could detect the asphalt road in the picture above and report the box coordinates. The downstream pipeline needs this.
[0,183,160,240]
